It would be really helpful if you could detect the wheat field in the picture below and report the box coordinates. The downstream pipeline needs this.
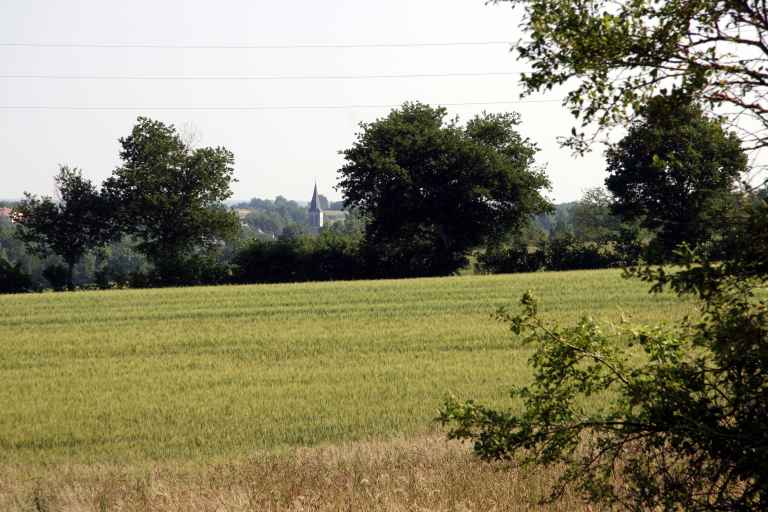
[0,270,692,510]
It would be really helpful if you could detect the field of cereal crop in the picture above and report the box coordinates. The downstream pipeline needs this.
[0,270,693,467]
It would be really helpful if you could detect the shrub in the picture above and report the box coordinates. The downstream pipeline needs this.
[0,257,34,294]
[475,245,545,274]
[42,264,69,291]
[440,200,768,510]
[543,235,618,270]
[232,231,364,284]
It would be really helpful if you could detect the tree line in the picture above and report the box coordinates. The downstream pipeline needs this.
[0,93,757,293]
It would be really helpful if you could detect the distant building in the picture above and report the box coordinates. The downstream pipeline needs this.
[308,183,324,232]
[308,183,350,233]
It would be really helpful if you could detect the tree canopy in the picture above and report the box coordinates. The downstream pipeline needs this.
[104,117,239,284]
[494,0,768,154]
[338,102,552,277]
[13,166,116,289]
[605,95,748,258]
[570,187,622,244]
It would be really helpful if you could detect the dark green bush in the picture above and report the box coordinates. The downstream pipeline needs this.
[544,235,618,271]
[232,231,363,284]
[42,264,69,291]
[0,256,34,294]
[476,245,546,274]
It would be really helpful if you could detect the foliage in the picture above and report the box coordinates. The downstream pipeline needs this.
[13,166,116,290]
[42,263,69,292]
[493,0,768,151]
[571,187,622,244]
[338,102,551,278]
[236,196,310,238]
[532,203,576,239]
[91,238,151,289]
[440,197,768,510]
[605,95,748,259]
[477,187,640,275]
[476,245,546,274]
[544,234,617,271]
[478,235,622,274]
[232,229,363,283]
[104,117,240,285]
[0,255,33,294]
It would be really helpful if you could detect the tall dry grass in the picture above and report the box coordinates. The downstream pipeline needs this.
[0,436,591,511]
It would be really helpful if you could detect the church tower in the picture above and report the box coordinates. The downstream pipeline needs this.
[308,182,324,232]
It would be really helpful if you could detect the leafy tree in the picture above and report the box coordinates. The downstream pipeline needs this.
[243,210,285,237]
[104,117,239,285]
[278,223,310,241]
[234,196,310,237]
[571,187,622,243]
[338,102,551,277]
[322,207,366,239]
[493,0,768,151]
[441,196,768,509]
[13,166,116,290]
[605,95,748,259]
[548,207,573,240]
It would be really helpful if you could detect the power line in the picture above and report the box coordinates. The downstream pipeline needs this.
[0,41,513,50]
[0,71,523,81]
[0,100,561,112]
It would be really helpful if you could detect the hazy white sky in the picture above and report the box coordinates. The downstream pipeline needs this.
[0,0,608,204]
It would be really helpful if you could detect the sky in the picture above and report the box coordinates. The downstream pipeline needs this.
[0,0,609,204]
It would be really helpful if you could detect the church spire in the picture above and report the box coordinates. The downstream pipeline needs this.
[308,181,324,231]
[309,181,322,212]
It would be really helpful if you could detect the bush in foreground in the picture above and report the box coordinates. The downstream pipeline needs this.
[441,200,768,510]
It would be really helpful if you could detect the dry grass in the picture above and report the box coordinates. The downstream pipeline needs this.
[0,436,592,511]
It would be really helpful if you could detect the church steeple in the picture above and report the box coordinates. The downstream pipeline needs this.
[308,181,324,231]
[309,182,322,212]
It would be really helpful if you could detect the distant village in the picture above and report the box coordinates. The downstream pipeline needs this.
[1,183,350,239]
[231,183,349,239]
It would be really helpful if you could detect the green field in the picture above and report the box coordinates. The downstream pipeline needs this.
[0,270,693,465]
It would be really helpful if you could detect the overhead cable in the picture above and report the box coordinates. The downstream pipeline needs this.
[0,71,523,81]
[0,99,561,112]
[0,41,513,50]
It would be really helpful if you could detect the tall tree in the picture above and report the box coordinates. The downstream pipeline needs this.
[605,95,748,258]
[338,103,551,277]
[104,117,239,285]
[494,0,768,155]
[13,166,115,290]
